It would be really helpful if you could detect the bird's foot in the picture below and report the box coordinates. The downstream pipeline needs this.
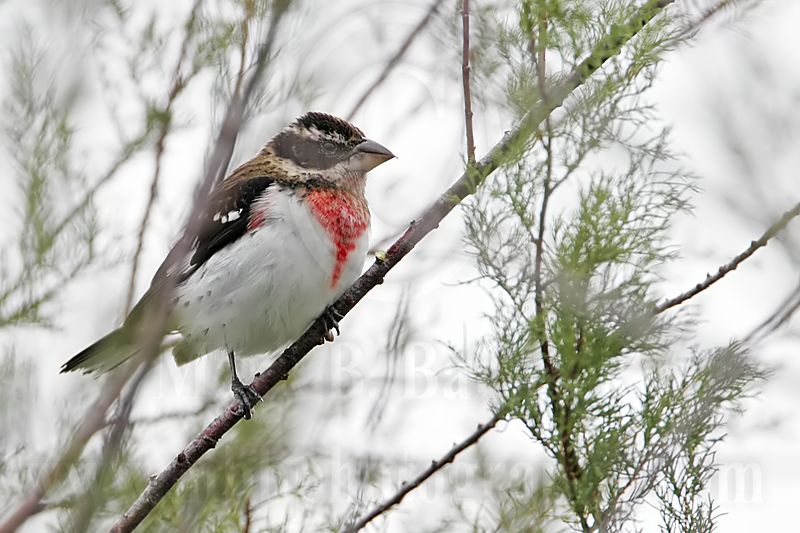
[320,304,343,342]
[231,377,262,420]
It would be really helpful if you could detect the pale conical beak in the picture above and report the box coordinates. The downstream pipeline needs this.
[350,139,395,172]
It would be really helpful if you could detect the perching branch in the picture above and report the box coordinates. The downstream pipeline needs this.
[343,413,504,533]
[345,0,445,121]
[111,2,676,530]
[654,199,800,314]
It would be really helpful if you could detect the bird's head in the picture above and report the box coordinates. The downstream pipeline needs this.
[264,112,395,181]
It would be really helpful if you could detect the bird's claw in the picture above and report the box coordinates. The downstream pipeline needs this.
[320,304,343,342]
[231,377,262,420]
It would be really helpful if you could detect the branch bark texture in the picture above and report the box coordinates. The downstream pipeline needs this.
[343,413,503,532]
[655,199,800,314]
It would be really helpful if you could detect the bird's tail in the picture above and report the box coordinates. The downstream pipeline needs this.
[60,327,140,374]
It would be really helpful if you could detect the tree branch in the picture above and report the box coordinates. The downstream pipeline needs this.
[0,369,134,533]
[345,0,445,121]
[212,3,285,186]
[111,2,676,530]
[461,0,476,164]
[124,0,202,313]
[530,2,589,526]
[65,361,155,532]
[343,413,503,532]
[654,199,800,314]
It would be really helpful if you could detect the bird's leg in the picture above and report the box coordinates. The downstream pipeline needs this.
[228,350,261,420]
[320,304,344,342]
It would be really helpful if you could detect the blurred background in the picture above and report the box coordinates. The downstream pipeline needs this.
[1,0,799,531]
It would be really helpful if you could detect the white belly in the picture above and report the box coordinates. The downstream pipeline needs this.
[171,190,368,364]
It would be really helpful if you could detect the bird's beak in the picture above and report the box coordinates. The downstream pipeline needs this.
[350,139,396,172]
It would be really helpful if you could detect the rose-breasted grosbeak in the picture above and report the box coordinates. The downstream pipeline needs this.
[61,112,395,418]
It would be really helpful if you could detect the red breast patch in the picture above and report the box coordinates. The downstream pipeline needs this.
[306,190,369,287]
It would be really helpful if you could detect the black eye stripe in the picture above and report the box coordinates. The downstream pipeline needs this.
[273,132,349,169]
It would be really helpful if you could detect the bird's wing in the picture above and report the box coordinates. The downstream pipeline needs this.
[186,174,277,274]
[154,171,281,286]
[66,168,283,370]
[122,167,285,330]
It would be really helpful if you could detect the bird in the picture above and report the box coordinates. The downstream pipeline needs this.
[61,112,395,418]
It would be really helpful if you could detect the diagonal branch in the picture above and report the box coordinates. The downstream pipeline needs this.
[0,369,135,533]
[345,0,445,121]
[343,413,503,532]
[124,0,203,313]
[110,2,677,530]
[654,199,800,314]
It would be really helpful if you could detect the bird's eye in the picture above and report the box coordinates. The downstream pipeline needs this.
[320,141,337,154]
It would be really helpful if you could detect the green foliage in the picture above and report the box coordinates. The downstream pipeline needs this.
[462,1,764,531]
[0,28,101,328]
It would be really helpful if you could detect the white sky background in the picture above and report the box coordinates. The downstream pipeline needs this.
[1,0,799,531]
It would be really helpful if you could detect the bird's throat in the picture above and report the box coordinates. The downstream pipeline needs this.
[306,189,369,288]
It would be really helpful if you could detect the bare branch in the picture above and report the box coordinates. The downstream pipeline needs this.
[110,2,676,529]
[211,4,285,186]
[655,199,800,314]
[124,0,202,313]
[747,280,800,341]
[51,133,150,241]
[0,370,134,533]
[65,361,155,532]
[675,0,750,40]
[345,0,445,121]
[343,413,503,532]
[461,0,476,164]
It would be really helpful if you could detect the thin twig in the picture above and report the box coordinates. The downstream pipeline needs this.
[0,369,134,533]
[530,4,588,527]
[242,496,252,533]
[461,0,476,164]
[674,0,741,40]
[66,360,155,533]
[345,0,445,121]
[343,413,503,532]
[51,133,149,240]
[110,2,676,529]
[233,1,254,102]
[654,200,800,314]
[124,0,202,313]
[69,9,206,528]
[746,280,800,342]
[115,398,217,427]
[212,4,284,186]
